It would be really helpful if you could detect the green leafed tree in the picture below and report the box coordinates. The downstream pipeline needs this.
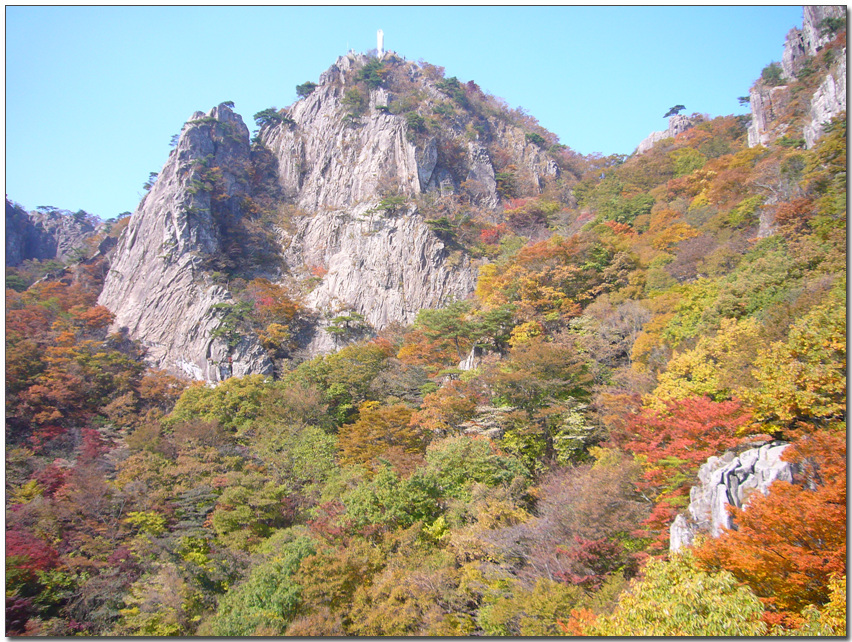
[296,81,317,98]
[584,552,767,636]
[209,533,315,636]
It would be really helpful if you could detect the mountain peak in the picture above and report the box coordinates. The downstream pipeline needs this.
[97,51,574,379]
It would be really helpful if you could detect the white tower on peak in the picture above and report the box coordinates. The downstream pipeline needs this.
[377,29,384,57]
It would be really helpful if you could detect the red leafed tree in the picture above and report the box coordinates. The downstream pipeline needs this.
[79,427,107,461]
[694,429,846,616]
[34,462,70,497]
[610,396,761,548]
[6,529,60,582]
[479,223,508,245]
[553,535,626,590]
[244,278,300,325]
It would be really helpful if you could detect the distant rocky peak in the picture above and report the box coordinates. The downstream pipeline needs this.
[748,5,845,149]
[5,201,99,267]
[635,113,700,155]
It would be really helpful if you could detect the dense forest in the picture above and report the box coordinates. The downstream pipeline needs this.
[5,22,847,637]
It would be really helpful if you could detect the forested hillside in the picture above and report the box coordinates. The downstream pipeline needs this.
[5,13,846,636]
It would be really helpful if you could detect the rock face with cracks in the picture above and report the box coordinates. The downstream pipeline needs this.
[748,5,846,149]
[99,52,560,380]
[282,205,476,355]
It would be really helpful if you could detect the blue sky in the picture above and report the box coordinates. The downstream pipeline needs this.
[6,5,804,220]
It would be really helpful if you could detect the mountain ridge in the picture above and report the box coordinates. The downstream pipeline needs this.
[9,9,846,383]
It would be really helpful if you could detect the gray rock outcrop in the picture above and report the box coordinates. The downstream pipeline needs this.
[670,441,797,551]
[458,345,481,372]
[259,53,514,355]
[748,6,846,149]
[262,59,422,212]
[6,200,50,266]
[802,6,846,57]
[803,49,846,148]
[635,114,697,154]
[747,85,793,148]
[282,203,477,355]
[262,53,557,212]
[782,26,809,81]
[783,6,845,79]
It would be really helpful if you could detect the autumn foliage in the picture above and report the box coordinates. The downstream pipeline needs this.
[5,44,847,635]
[609,397,761,547]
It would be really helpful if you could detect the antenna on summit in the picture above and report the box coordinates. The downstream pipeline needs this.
[377,29,384,57]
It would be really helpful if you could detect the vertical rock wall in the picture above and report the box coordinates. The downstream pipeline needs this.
[282,204,477,355]
[98,104,273,380]
[803,49,846,148]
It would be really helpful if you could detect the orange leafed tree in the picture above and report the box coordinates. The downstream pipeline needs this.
[338,402,424,474]
[610,396,760,548]
[409,379,484,436]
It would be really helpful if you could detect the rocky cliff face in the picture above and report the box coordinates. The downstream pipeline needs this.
[669,441,796,551]
[262,53,558,212]
[746,85,789,148]
[264,52,558,354]
[780,6,843,79]
[803,49,846,147]
[98,52,562,379]
[5,200,97,266]
[282,205,477,354]
[748,5,846,148]
[98,104,273,380]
